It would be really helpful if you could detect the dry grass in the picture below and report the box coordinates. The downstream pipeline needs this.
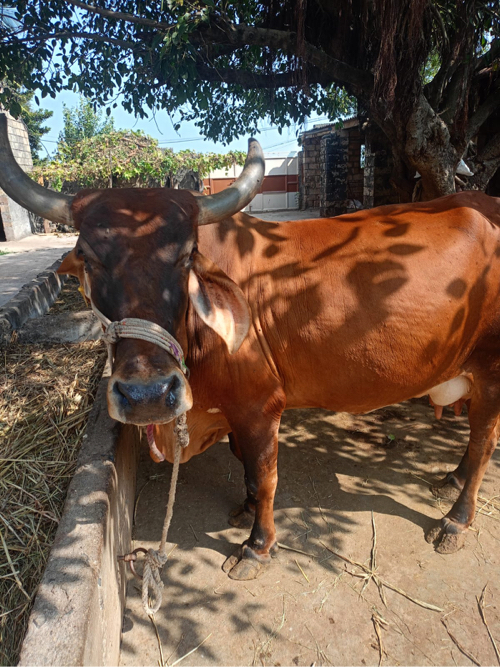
[0,280,105,666]
[49,276,88,315]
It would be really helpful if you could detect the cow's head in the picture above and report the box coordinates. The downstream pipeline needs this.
[0,114,262,426]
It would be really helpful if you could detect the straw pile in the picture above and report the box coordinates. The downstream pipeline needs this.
[0,280,106,665]
[49,276,88,315]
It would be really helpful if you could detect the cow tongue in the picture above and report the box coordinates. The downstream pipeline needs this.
[146,424,165,462]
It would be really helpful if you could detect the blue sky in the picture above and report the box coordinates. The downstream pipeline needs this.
[38,88,330,158]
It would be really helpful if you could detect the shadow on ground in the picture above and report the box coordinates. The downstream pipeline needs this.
[120,399,500,667]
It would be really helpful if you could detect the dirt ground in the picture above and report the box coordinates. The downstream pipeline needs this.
[120,399,500,667]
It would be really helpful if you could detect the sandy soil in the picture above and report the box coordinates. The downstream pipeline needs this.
[120,399,500,666]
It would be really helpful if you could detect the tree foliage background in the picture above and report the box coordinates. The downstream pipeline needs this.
[28,95,246,191]
[58,96,114,147]
[35,129,246,191]
[0,0,499,200]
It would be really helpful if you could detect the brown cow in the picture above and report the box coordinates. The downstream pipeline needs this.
[1,113,499,581]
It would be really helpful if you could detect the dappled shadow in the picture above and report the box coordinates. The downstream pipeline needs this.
[121,396,500,665]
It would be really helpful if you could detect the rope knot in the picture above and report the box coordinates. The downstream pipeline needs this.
[101,321,120,346]
[142,548,169,615]
[174,412,190,448]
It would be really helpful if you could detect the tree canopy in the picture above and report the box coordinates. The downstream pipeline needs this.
[0,1,499,199]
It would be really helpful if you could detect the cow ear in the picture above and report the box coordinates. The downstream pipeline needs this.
[188,252,251,354]
[57,248,83,278]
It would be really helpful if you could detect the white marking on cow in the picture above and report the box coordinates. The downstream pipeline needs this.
[207,408,221,413]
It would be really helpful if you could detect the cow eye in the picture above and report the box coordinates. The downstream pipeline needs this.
[186,245,197,267]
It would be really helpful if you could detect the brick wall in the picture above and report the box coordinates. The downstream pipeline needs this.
[0,113,34,241]
[320,132,348,216]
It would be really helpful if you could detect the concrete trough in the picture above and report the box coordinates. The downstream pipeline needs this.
[19,368,140,667]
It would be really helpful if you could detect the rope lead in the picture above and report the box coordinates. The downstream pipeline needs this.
[119,413,190,616]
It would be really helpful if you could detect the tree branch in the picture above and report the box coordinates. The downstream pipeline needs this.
[64,0,173,31]
[56,3,373,93]
[16,30,136,50]
[468,129,500,190]
[429,3,449,52]
[197,23,372,92]
[194,62,328,88]
[475,38,500,72]
[440,60,474,128]
[477,129,500,162]
[467,85,500,141]
[425,32,464,111]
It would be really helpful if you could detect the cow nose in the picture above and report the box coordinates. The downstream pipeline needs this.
[113,375,181,410]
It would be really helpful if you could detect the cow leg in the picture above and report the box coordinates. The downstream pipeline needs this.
[432,399,471,501]
[432,447,469,501]
[222,406,283,580]
[426,388,500,554]
[228,433,256,529]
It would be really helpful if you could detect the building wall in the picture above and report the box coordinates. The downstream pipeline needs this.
[299,119,363,212]
[299,118,401,215]
[299,128,329,209]
[0,114,34,241]
[204,154,299,212]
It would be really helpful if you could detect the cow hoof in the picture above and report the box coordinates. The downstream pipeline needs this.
[228,505,255,529]
[222,543,274,580]
[227,558,264,580]
[425,519,466,554]
[222,546,242,574]
[431,472,464,501]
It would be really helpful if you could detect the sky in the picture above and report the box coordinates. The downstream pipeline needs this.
[37,88,331,159]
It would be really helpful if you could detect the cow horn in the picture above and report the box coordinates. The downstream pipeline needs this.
[197,137,264,225]
[0,114,73,226]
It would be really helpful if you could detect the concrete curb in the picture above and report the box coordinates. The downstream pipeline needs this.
[19,370,141,666]
[0,253,68,345]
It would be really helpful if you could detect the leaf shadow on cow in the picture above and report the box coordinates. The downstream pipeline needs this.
[148,197,500,579]
[1,117,500,582]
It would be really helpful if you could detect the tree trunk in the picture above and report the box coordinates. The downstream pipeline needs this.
[468,132,500,193]
[402,94,459,200]
[373,93,460,202]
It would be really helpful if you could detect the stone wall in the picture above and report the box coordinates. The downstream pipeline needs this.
[299,118,401,215]
[299,119,365,215]
[299,128,327,209]
[0,114,34,241]
[320,132,348,217]
[366,123,400,208]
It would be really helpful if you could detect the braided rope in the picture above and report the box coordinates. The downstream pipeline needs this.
[88,285,188,375]
[103,319,188,374]
[142,413,189,615]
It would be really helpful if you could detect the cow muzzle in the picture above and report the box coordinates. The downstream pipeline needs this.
[89,294,193,425]
[108,367,193,425]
